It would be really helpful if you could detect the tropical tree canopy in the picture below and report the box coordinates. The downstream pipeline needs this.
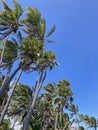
[0,1,96,130]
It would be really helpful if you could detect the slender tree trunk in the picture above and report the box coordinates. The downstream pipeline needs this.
[0,69,22,125]
[0,66,20,96]
[1,66,12,87]
[54,111,58,130]
[23,69,46,130]
[60,107,63,130]
[0,37,8,66]
[0,36,9,76]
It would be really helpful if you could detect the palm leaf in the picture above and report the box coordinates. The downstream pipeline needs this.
[0,26,9,31]
[1,1,11,11]
[54,98,61,104]
[46,25,56,38]
[46,39,56,43]
[13,0,23,19]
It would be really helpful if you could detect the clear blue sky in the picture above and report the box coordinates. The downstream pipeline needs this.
[1,0,98,118]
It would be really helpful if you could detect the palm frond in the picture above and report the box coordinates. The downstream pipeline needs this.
[46,39,56,43]
[0,26,9,31]
[46,25,56,38]
[1,0,11,11]
[13,0,23,19]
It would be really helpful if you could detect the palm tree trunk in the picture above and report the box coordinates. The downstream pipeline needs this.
[54,111,58,130]
[0,66,20,96]
[0,36,9,77]
[1,66,12,87]
[0,69,22,125]
[23,69,47,130]
[0,37,8,66]
[60,107,63,130]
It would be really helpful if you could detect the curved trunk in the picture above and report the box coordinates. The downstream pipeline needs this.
[0,69,22,125]
[23,69,46,130]
[0,66,20,96]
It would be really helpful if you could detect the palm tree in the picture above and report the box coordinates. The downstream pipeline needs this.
[20,6,57,130]
[55,80,73,130]
[0,0,23,66]
[0,0,23,96]
[0,39,18,84]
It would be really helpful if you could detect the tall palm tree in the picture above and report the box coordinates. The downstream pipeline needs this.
[0,0,23,96]
[0,0,23,66]
[19,6,57,130]
[55,80,73,130]
[0,38,18,82]
[0,39,18,65]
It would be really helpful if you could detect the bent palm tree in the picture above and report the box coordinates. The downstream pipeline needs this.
[0,39,19,96]
[0,0,23,69]
[23,51,57,130]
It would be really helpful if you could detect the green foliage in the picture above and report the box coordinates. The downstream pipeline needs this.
[0,0,23,37]
[21,7,41,39]
[0,119,11,130]
[0,40,18,66]
[8,84,32,117]
[12,0,23,19]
